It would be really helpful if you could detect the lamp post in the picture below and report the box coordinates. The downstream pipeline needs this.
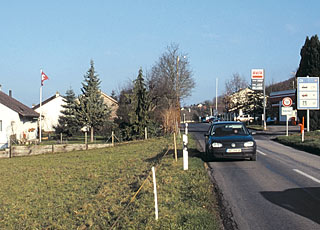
[176,56,180,130]
[175,55,186,133]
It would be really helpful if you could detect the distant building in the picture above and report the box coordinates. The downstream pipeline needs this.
[269,89,297,123]
[33,92,65,133]
[100,91,119,119]
[33,91,119,134]
[0,90,39,149]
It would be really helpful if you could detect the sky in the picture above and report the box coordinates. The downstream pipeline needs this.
[1,0,320,107]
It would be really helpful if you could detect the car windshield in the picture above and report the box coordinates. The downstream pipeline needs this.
[211,123,249,136]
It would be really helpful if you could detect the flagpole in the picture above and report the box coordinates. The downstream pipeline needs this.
[39,70,42,143]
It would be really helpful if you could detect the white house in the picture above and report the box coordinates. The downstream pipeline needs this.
[33,92,66,133]
[32,91,119,134]
[0,90,39,149]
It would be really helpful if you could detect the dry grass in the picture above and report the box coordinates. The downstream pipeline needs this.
[0,135,220,229]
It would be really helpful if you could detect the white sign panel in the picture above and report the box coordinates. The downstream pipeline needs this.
[281,107,293,116]
[297,77,319,110]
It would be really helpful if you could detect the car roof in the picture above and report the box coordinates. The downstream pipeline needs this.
[212,121,243,125]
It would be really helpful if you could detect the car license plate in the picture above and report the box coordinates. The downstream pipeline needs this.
[226,148,242,153]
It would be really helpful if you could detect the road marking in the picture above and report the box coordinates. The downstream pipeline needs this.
[257,150,267,156]
[293,169,320,184]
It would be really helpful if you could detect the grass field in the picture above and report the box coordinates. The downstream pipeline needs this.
[275,131,320,155]
[0,135,221,229]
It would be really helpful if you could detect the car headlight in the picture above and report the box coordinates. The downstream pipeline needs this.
[244,141,254,147]
[212,142,223,148]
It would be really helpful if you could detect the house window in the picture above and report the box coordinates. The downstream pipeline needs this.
[0,120,2,131]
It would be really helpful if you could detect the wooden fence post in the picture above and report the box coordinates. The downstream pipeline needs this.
[174,132,177,162]
[112,131,114,147]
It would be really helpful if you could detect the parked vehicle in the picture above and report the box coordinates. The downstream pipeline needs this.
[236,114,254,123]
[266,117,276,124]
[204,121,257,161]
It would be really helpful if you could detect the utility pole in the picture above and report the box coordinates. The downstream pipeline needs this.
[176,56,181,134]
[216,78,218,113]
[263,71,267,131]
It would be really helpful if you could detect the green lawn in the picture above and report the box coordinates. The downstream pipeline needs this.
[0,135,221,229]
[275,131,320,155]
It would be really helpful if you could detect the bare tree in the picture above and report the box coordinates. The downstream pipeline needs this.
[225,73,248,95]
[223,73,248,115]
[147,44,195,131]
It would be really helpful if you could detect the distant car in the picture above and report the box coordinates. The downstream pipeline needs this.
[201,117,209,123]
[236,114,254,123]
[204,121,257,161]
[208,116,220,123]
[266,117,275,124]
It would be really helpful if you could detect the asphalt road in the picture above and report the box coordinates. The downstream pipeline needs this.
[186,122,320,230]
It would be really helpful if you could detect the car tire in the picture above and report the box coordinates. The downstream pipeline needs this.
[250,154,257,161]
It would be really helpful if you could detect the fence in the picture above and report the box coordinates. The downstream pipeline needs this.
[0,143,113,159]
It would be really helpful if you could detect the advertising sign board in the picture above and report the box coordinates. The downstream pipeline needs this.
[251,69,264,79]
[251,69,264,91]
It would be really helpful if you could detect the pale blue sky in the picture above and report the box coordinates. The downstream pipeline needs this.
[1,0,319,106]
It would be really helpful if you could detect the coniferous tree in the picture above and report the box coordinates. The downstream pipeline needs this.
[296,35,320,130]
[54,89,79,137]
[75,60,110,142]
[296,35,320,77]
[129,68,151,139]
[110,90,118,101]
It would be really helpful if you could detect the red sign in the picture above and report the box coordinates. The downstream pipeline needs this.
[282,97,293,107]
[251,69,264,79]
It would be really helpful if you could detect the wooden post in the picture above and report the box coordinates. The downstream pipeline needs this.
[112,131,114,146]
[85,132,87,145]
[60,133,63,143]
[9,136,12,158]
[174,132,177,162]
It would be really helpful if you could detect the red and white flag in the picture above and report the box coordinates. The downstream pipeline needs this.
[41,70,49,86]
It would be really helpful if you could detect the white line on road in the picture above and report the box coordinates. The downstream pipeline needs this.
[293,169,320,184]
[257,150,267,156]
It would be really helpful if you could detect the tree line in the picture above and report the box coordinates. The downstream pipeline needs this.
[54,44,195,141]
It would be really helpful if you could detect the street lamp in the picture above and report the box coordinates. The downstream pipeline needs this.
[176,55,186,132]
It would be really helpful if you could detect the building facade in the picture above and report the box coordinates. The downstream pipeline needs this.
[0,90,39,149]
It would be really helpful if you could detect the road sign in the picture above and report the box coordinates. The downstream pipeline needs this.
[297,77,319,110]
[281,107,293,116]
[251,69,264,91]
[282,97,293,107]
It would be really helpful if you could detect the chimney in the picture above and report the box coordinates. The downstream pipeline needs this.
[9,90,12,97]
[0,84,2,91]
